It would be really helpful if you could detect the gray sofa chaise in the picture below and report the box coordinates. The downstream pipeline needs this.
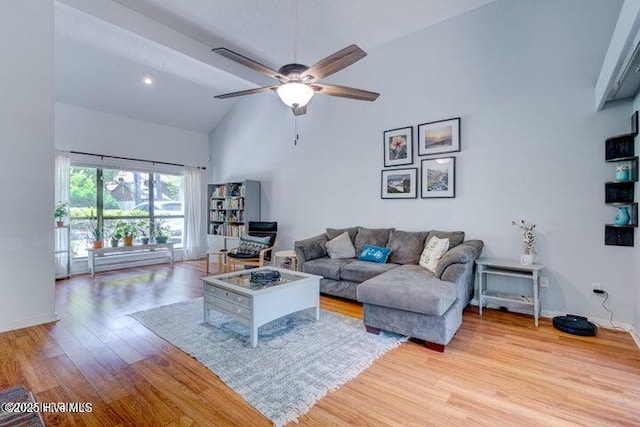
[294,226,483,351]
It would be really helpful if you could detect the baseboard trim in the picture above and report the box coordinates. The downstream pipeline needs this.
[0,312,59,334]
[469,299,636,334]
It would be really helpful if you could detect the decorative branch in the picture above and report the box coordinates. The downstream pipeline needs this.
[512,219,536,254]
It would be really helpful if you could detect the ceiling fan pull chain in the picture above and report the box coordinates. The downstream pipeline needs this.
[294,117,299,146]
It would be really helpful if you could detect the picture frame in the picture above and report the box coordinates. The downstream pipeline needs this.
[417,117,460,156]
[421,157,455,198]
[383,126,413,167]
[381,168,418,199]
[632,111,638,136]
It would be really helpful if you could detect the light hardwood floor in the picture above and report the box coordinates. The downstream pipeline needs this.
[1,261,639,426]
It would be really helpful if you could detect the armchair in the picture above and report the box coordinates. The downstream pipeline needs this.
[225,221,278,271]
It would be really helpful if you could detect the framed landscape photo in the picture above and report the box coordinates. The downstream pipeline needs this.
[383,126,413,167]
[417,117,460,156]
[421,157,455,198]
[381,168,418,199]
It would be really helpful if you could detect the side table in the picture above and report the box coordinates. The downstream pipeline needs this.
[476,258,545,326]
[274,250,297,271]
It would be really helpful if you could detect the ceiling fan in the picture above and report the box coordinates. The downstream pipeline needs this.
[211,44,380,116]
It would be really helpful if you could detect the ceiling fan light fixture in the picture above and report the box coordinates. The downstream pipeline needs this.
[277,82,314,108]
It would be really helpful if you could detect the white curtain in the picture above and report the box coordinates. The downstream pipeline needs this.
[183,166,204,260]
[55,151,71,277]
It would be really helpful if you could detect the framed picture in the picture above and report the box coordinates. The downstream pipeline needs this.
[417,117,460,156]
[381,168,418,199]
[632,111,638,136]
[383,127,413,167]
[421,157,455,198]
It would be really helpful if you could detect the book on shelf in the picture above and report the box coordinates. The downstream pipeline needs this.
[210,223,246,237]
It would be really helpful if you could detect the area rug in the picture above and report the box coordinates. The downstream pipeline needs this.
[131,298,405,426]
[0,385,45,427]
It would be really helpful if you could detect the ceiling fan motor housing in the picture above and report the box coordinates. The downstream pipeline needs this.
[278,63,309,81]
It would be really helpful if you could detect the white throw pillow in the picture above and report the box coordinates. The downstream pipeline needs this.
[419,236,450,273]
[326,231,356,259]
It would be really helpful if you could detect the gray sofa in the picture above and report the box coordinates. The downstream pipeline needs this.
[294,226,483,351]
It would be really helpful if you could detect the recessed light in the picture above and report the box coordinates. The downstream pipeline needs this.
[143,77,153,85]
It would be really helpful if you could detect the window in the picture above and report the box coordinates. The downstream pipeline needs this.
[69,165,184,258]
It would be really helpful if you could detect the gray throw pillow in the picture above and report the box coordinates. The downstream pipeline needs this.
[325,231,356,259]
[387,230,429,264]
[237,234,271,256]
[426,230,465,248]
[326,227,359,243]
[354,227,394,255]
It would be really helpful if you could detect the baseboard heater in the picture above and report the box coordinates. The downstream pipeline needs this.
[88,244,174,275]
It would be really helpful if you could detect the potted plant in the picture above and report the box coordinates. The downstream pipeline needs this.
[117,221,137,247]
[153,219,171,244]
[109,224,123,248]
[88,210,102,249]
[55,201,68,227]
[137,219,150,244]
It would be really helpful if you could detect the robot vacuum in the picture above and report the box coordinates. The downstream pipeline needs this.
[552,314,597,336]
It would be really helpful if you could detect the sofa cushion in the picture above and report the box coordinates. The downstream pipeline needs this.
[354,227,394,254]
[295,233,329,261]
[326,227,359,243]
[326,231,356,259]
[340,260,399,283]
[302,257,354,280]
[426,230,465,249]
[387,230,429,264]
[319,279,358,300]
[357,265,457,317]
[419,236,450,272]
[358,245,391,263]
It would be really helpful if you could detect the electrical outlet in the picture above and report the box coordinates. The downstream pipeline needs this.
[592,282,602,291]
[540,276,549,288]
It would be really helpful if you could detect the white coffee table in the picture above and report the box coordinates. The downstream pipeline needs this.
[201,267,322,347]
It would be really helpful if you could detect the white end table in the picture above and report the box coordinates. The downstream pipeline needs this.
[274,250,297,271]
[476,258,545,326]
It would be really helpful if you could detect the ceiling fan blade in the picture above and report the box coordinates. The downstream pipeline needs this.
[311,83,379,101]
[212,47,287,82]
[292,104,307,116]
[300,44,367,82]
[214,85,279,99]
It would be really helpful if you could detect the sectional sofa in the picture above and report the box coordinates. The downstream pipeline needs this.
[294,226,483,351]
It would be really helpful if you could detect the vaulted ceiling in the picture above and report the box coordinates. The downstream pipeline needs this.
[55,0,496,134]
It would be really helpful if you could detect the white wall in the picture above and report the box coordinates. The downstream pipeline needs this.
[56,102,209,166]
[210,0,638,324]
[0,0,57,332]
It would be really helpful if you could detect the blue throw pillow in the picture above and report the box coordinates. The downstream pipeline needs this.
[358,245,391,264]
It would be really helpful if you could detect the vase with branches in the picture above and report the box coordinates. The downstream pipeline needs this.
[512,219,536,265]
